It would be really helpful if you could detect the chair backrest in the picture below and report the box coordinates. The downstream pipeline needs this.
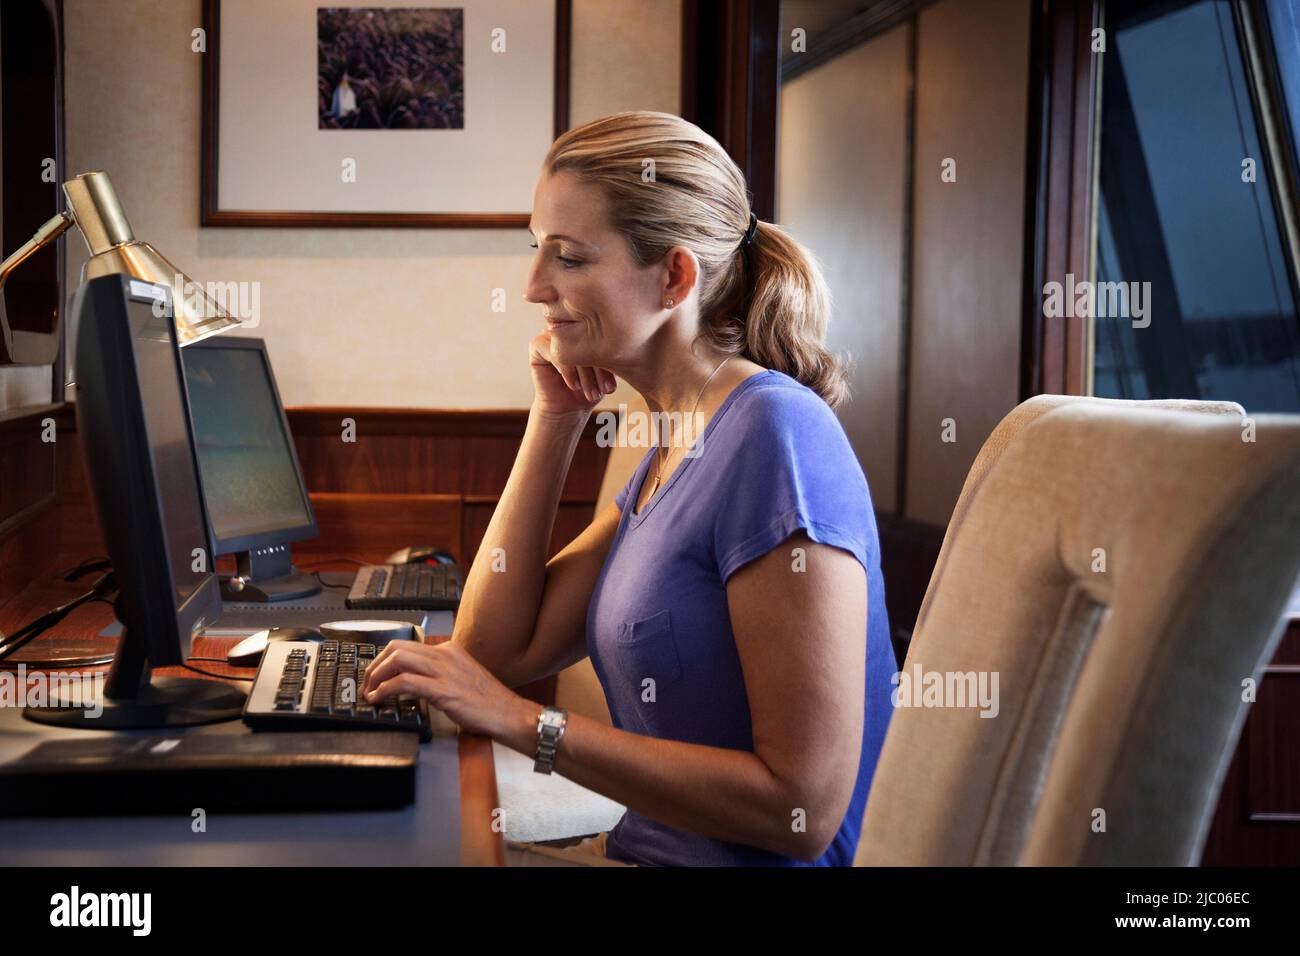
[856,396,1300,865]
[912,396,1246,641]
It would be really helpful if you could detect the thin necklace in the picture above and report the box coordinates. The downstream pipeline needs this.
[648,355,732,499]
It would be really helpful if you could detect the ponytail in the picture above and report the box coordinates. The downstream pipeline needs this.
[703,218,847,408]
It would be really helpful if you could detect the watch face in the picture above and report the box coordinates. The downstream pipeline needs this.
[541,710,564,729]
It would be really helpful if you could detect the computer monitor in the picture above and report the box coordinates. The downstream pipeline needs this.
[24,273,245,729]
[181,336,321,602]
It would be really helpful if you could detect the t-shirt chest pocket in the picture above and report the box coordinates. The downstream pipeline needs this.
[615,609,683,707]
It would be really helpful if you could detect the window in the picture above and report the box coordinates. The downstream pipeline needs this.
[1093,0,1300,412]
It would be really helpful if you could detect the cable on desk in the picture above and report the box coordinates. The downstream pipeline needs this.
[312,571,350,590]
[57,555,111,581]
[0,572,117,663]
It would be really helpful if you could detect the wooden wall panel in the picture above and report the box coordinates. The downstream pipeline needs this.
[0,404,62,606]
[778,24,909,514]
[1245,668,1300,821]
[461,501,495,573]
[1201,622,1300,864]
[904,0,1031,528]
[54,406,102,560]
[286,409,608,506]
[0,501,60,611]
[294,434,463,495]
[303,492,463,564]
[286,408,610,567]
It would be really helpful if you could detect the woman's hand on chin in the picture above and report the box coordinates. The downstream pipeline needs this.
[529,330,616,418]
[362,639,535,743]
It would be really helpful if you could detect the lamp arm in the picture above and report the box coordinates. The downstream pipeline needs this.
[0,210,75,290]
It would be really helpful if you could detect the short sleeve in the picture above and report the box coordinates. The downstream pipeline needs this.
[710,384,874,582]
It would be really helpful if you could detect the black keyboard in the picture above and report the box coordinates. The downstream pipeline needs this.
[347,563,462,611]
[243,640,433,742]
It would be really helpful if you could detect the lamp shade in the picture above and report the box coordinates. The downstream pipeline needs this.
[62,172,241,345]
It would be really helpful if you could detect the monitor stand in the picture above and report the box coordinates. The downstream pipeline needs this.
[220,543,322,603]
[22,622,246,730]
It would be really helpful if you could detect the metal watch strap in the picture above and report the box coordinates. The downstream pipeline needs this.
[533,705,568,774]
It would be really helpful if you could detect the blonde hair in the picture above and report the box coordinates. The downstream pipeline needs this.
[544,110,848,408]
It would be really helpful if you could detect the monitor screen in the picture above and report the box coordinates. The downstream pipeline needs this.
[73,275,223,664]
[181,341,314,547]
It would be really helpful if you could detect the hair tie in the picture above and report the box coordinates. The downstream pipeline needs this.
[739,211,758,249]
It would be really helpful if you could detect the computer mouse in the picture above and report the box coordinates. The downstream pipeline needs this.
[384,545,457,567]
[226,627,326,668]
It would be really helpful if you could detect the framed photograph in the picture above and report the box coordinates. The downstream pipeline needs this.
[200,0,570,227]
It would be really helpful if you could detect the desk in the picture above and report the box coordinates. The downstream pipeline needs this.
[0,565,505,866]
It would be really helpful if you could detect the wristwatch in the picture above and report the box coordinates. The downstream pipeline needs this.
[533,705,568,774]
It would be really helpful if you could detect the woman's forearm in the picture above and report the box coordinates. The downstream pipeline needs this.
[492,699,837,862]
[452,407,588,674]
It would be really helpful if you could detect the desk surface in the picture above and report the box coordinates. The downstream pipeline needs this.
[0,566,504,866]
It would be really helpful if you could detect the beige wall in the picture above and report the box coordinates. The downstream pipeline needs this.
[778,24,909,513]
[59,0,679,408]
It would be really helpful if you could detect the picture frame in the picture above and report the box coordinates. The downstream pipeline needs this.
[200,0,571,228]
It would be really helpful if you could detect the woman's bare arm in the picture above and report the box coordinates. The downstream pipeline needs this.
[451,407,621,689]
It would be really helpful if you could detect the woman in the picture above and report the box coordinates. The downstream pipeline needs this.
[362,111,894,866]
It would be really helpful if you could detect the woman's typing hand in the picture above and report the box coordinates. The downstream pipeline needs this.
[362,638,536,742]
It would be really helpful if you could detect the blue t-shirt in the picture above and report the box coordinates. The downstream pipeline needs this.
[586,369,894,866]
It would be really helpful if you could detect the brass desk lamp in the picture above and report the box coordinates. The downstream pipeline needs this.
[0,170,240,654]
[0,170,240,347]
